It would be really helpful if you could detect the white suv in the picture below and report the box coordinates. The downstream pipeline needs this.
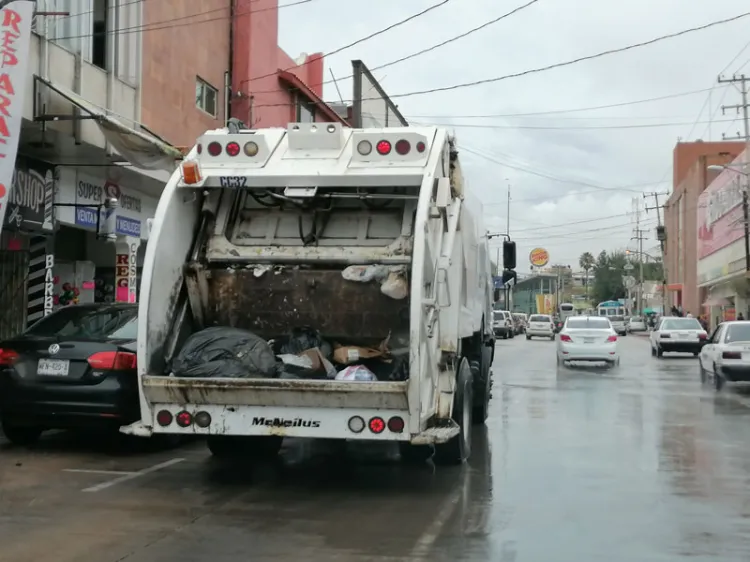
[526,314,555,340]
[493,310,515,339]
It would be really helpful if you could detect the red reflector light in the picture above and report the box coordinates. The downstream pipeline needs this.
[376,140,391,155]
[175,411,193,428]
[87,351,137,371]
[226,142,240,156]
[368,417,385,434]
[699,333,707,340]
[196,144,202,154]
[207,142,222,156]
[560,334,571,342]
[156,410,173,427]
[607,335,617,342]
[416,141,426,153]
[395,139,410,155]
[387,416,405,433]
[0,348,19,366]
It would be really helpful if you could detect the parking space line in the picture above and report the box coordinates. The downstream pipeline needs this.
[63,469,136,476]
[81,458,185,493]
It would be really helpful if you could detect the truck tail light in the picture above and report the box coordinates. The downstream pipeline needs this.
[368,416,385,434]
[156,410,173,427]
[175,411,193,428]
[395,139,410,155]
[376,140,391,155]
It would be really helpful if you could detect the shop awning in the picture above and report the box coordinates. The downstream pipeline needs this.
[34,76,183,171]
[703,296,732,307]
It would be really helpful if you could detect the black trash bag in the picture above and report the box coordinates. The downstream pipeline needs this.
[171,327,278,378]
[278,326,332,358]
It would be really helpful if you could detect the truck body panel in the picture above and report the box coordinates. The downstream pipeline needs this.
[127,123,493,452]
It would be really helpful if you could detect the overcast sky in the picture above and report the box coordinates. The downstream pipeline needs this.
[278,0,750,272]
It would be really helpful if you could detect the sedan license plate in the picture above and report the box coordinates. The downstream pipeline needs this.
[583,337,595,344]
[679,334,689,339]
[37,358,70,376]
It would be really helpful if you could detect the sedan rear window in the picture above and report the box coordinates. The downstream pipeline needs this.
[529,315,550,322]
[661,318,702,331]
[725,324,750,343]
[26,306,138,340]
[566,317,611,330]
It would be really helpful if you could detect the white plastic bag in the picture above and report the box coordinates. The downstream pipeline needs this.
[380,272,408,300]
[335,365,377,382]
[342,265,389,283]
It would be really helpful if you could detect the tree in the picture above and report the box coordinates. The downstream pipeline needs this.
[591,250,626,304]
[578,252,595,294]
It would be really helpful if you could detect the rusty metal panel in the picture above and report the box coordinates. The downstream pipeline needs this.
[142,376,409,410]
[205,268,409,341]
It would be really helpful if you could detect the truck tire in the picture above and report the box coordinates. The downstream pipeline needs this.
[206,435,283,459]
[434,358,473,465]
[471,344,493,424]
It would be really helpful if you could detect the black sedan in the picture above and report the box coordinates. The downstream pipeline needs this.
[0,303,140,445]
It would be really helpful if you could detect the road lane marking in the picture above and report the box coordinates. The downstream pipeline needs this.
[82,458,185,493]
[64,469,136,476]
[408,470,466,558]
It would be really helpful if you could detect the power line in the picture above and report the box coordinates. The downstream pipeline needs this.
[245,0,542,94]
[250,10,750,109]
[402,87,721,119]
[424,118,740,131]
[51,0,316,41]
[239,0,453,87]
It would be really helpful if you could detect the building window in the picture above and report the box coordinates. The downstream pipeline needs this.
[196,78,218,117]
[297,98,315,123]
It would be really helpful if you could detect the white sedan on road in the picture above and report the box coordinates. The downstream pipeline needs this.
[650,316,707,358]
[627,316,647,332]
[699,321,750,390]
[556,316,619,367]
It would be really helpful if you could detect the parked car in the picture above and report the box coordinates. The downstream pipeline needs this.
[649,316,707,358]
[526,314,555,340]
[512,313,527,335]
[609,315,627,336]
[492,310,515,339]
[627,316,647,332]
[557,316,619,367]
[0,303,140,445]
[699,321,750,390]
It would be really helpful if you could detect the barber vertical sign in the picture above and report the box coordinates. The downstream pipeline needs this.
[0,2,35,236]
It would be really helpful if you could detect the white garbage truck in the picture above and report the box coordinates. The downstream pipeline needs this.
[123,122,500,464]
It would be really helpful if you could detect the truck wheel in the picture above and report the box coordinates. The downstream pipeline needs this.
[398,442,434,463]
[471,344,493,424]
[1,419,42,446]
[434,358,473,465]
[207,435,283,459]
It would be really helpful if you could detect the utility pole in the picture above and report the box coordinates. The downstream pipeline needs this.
[645,192,670,316]
[718,74,750,142]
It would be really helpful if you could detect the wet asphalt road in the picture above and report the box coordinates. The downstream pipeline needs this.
[3,334,750,561]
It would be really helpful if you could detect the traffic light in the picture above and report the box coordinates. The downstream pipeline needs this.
[503,240,516,270]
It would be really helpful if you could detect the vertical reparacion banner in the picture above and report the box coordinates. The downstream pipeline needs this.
[0,1,35,236]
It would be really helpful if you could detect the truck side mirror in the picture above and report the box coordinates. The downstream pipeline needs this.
[503,240,517,270]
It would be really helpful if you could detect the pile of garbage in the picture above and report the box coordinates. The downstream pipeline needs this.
[170,326,409,382]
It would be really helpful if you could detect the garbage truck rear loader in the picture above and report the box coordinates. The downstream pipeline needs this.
[123,123,498,464]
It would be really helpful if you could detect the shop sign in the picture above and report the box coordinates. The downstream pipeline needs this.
[115,252,129,302]
[4,157,55,232]
[0,2,35,236]
[698,150,748,258]
[43,253,54,316]
[76,177,142,213]
[74,206,98,229]
[128,242,137,302]
[116,215,140,237]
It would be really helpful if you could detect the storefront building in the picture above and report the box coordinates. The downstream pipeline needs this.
[54,166,158,309]
[696,149,749,330]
